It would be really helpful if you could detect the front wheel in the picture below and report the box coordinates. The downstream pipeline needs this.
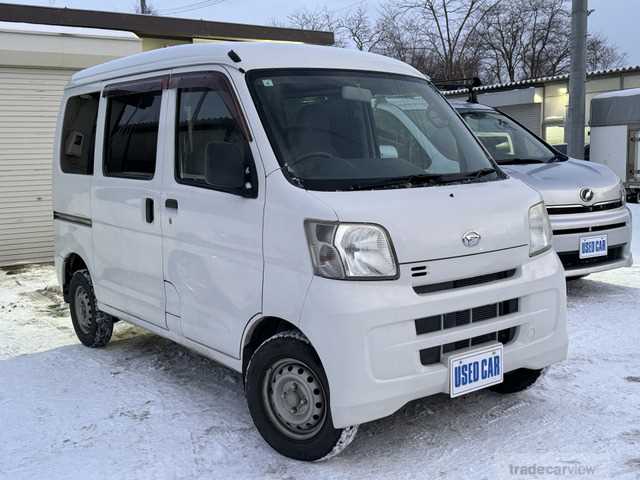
[244,331,358,461]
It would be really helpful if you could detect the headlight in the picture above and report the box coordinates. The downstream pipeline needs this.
[528,202,553,257]
[620,182,627,205]
[305,221,398,279]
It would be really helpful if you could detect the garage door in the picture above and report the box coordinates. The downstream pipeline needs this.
[0,67,75,267]
[498,103,542,137]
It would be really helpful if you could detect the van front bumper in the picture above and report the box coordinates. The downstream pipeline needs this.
[301,249,567,428]
[549,206,633,277]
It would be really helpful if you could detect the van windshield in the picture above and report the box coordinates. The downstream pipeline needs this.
[247,70,501,191]
[460,110,564,165]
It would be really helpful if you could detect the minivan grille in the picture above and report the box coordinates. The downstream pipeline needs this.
[553,222,626,235]
[419,327,518,366]
[414,298,519,336]
[413,269,516,295]
[546,200,622,215]
[558,245,624,270]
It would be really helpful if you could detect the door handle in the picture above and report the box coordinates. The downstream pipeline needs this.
[165,198,178,210]
[145,198,154,223]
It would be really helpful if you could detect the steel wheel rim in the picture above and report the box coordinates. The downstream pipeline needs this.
[74,285,93,334]
[262,358,327,440]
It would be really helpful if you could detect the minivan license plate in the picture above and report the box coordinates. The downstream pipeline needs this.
[449,344,503,398]
[579,234,608,259]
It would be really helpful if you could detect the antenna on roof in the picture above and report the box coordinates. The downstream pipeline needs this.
[433,76,483,103]
[468,77,482,103]
[228,50,241,63]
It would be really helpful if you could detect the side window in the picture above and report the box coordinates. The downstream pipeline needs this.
[60,93,100,175]
[175,74,254,195]
[104,90,162,179]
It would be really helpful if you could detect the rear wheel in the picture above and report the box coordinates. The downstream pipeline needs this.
[68,270,113,348]
[244,331,358,461]
[490,368,543,394]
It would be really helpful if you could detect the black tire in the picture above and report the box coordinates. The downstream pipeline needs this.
[490,368,543,394]
[244,331,358,461]
[68,270,113,348]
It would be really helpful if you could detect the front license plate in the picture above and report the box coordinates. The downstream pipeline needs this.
[579,234,608,259]
[449,344,503,398]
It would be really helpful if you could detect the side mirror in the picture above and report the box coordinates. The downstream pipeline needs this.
[205,142,255,197]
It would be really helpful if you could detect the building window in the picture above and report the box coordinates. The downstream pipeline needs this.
[60,93,100,175]
[104,91,162,179]
[544,125,565,146]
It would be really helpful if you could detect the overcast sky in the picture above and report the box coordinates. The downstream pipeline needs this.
[5,0,640,65]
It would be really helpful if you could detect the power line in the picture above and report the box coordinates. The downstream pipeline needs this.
[156,0,227,16]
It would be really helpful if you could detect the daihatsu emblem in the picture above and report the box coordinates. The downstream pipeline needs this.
[462,231,481,248]
[579,187,594,202]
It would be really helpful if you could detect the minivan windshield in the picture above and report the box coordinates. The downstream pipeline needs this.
[247,70,501,190]
[460,110,564,165]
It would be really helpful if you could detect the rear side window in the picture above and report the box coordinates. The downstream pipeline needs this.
[104,91,162,179]
[60,93,100,175]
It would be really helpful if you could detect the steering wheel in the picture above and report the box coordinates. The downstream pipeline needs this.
[286,151,357,171]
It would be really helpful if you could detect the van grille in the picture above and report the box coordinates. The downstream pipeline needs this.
[414,298,519,335]
[412,269,516,294]
[558,245,625,270]
[553,222,626,235]
[546,200,622,215]
[419,328,518,366]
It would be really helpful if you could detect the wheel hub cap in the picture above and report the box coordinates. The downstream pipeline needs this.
[74,286,93,334]
[262,358,326,440]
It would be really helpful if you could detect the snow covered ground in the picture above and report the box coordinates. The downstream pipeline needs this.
[1,206,639,480]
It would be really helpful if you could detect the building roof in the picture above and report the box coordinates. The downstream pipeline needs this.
[448,99,494,112]
[70,42,424,87]
[0,2,334,45]
[442,65,640,96]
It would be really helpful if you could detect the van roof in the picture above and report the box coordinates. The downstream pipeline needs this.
[69,42,426,88]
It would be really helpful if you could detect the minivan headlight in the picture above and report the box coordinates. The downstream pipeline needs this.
[528,202,553,257]
[305,221,398,279]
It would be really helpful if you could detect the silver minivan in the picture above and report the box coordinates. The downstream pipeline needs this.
[453,101,633,278]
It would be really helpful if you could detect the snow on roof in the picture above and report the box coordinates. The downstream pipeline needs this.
[70,42,425,87]
[0,21,138,40]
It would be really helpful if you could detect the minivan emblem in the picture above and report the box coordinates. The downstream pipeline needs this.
[462,231,481,248]
[579,188,594,202]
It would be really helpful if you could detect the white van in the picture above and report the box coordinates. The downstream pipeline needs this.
[54,43,567,461]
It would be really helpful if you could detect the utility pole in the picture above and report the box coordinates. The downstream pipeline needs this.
[566,0,588,159]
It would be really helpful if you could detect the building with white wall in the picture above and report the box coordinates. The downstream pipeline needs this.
[444,66,640,146]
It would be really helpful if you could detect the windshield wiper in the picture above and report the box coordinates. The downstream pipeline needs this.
[348,168,497,190]
[348,174,444,190]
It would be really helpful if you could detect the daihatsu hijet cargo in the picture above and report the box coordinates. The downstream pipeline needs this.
[54,43,567,461]
[452,100,632,279]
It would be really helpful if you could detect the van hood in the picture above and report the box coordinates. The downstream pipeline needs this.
[501,159,622,206]
[308,178,539,264]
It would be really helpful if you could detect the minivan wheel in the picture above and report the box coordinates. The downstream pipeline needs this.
[245,331,358,461]
[490,368,543,394]
[68,270,113,348]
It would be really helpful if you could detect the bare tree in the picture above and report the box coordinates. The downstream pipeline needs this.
[586,32,627,71]
[394,0,502,80]
[337,5,384,51]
